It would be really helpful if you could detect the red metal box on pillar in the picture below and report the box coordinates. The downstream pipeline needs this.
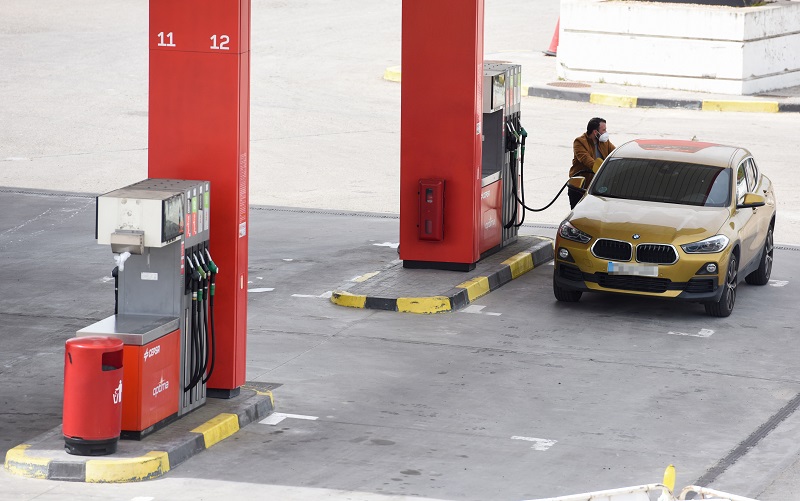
[148,0,250,395]
[400,0,485,271]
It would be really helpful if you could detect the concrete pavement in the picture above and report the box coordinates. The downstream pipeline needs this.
[3,0,800,499]
[3,189,800,501]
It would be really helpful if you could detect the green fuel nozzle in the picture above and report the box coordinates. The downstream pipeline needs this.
[205,249,218,274]
[193,254,207,280]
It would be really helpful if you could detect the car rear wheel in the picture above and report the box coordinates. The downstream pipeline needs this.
[745,226,773,285]
[553,276,582,302]
[705,255,737,317]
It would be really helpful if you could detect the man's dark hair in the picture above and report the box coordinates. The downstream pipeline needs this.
[587,117,606,134]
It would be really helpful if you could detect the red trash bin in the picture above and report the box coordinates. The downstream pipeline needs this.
[63,336,124,456]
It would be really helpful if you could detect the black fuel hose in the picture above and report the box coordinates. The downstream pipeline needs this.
[112,266,119,315]
[202,249,218,385]
[504,124,570,229]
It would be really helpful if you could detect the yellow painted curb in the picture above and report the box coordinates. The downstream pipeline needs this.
[4,444,50,479]
[397,296,451,314]
[192,413,240,449]
[589,93,637,108]
[330,291,367,309]
[502,252,534,279]
[456,276,490,302]
[383,65,401,83]
[86,451,169,483]
[243,385,274,402]
[702,100,779,113]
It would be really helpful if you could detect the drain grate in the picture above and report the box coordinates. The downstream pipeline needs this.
[547,81,591,88]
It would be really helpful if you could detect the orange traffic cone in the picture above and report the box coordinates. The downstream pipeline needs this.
[543,18,560,57]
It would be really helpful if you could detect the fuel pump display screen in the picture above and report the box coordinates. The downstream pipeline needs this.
[162,194,184,243]
[493,74,505,111]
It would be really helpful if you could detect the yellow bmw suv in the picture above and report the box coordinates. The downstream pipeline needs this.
[553,139,776,317]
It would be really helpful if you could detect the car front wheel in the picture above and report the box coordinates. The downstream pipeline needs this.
[745,226,773,285]
[553,275,582,302]
[705,255,737,317]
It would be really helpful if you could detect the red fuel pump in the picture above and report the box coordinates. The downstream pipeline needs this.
[399,0,525,271]
[86,179,217,439]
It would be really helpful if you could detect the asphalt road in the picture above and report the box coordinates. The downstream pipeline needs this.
[2,0,800,500]
[1,192,799,500]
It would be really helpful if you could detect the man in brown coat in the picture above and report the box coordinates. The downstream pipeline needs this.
[569,117,615,208]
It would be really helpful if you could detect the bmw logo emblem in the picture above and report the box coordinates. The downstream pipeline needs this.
[632,234,640,240]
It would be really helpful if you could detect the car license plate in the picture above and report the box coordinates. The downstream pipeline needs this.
[607,262,659,277]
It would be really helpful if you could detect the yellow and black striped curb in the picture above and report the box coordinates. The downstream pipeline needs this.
[4,387,274,483]
[382,66,799,113]
[331,238,554,314]
[527,86,800,113]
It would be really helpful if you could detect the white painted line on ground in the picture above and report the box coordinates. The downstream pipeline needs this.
[373,242,399,249]
[130,497,155,501]
[460,305,501,316]
[283,258,293,262]
[260,412,319,426]
[256,276,263,280]
[769,280,789,287]
[668,329,714,338]
[292,291,334,299]
[511,436,557,451]
[248,288,275,293]
[101,276,113,283]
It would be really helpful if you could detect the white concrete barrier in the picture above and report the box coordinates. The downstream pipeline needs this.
[557,0,800,95]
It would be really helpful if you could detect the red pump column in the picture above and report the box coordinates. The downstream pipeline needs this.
[400,0,485,272]
[148,0,250,394]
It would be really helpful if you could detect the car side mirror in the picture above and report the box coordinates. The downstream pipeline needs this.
[568,176,586,191]
[737,193,766,209]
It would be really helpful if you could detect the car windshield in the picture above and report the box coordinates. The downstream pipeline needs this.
[590,157,731,207]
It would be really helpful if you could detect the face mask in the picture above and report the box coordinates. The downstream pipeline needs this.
[598,132,609,143]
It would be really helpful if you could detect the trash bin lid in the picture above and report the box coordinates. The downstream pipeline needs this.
[66,336,124,351]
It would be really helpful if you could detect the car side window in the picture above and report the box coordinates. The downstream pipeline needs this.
[736,162,748,204]
[745,158,758,192]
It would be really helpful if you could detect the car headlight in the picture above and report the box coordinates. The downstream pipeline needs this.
[680,235,730,254]
[558,220,592,244]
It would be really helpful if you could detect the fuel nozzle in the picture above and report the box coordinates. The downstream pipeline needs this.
[186,256,200,296]
[193,254,207,280]
[204,249,218,274]
[205,249,218,297]
[193,253,208,301]
[505,121,521,152]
